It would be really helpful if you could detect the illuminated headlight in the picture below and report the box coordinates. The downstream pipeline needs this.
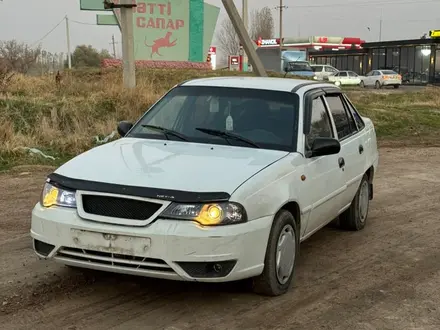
[41,182,77,208]
[160,202,247,226]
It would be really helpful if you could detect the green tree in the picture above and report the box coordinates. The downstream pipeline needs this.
[71,45,112,68]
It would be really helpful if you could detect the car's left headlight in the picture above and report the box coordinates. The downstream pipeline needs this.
[159,202,247,226]
[41,182,77,208]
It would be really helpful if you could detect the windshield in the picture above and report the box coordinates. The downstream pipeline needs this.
[127,86,299,152]
[288,62,313,72]
[311,66,323,72]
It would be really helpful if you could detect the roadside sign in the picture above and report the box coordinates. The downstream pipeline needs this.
[96,14,118,26]
[429,30,440,38]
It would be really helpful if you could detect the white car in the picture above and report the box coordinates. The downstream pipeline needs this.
[328,71,362,86]
[310,64,339,81]
[31,77,379,296]
[360,70,402,89]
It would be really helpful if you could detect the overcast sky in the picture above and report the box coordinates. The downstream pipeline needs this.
[0,0,439,57]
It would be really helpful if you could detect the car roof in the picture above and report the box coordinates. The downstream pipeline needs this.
[181,76,319,93]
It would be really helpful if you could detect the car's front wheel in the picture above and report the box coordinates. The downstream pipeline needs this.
[252,210,299,296]
[339,174,370,231]
[359,81,365,88]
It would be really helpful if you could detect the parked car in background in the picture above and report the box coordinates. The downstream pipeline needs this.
[31,77,379,297]
[284,61,316,78]
[360,70,402,89]
[310,64,339,81]
[328,71,362,86]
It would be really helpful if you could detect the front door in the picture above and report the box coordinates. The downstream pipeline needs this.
[302,95,346,237]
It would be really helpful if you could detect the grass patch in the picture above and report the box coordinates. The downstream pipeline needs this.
[0,68,439,169]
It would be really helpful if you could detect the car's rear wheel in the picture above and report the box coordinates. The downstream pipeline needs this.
[252,210,299,296]
[339,174,370,231]
[393,85,400,89]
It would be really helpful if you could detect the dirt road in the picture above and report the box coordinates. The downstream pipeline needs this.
[1,148,440,330]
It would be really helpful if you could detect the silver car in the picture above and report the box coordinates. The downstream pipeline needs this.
[360,70,402,89]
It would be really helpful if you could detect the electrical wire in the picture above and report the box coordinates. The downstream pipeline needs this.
[70,19,96,26]
[30,16,66,47]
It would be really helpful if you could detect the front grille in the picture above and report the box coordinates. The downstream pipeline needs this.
[82,195,162,220]
[56,247,174,273]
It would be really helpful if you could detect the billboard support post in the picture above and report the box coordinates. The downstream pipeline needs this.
[221,0,266,77]
[104,0,136,88]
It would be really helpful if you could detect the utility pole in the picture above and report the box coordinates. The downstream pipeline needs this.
[242,0,248,72]
[221,0,267,77]
[105,0,136,88]
[275,0,288,50]
[379,11,383,41]
[110,34,118,58]
[65,16,72,69]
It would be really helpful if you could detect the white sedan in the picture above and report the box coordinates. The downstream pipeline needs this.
[328,71,362,86]
[31,77,379,296]
[360,70,402,89]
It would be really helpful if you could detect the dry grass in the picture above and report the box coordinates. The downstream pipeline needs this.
[0,68,439,169]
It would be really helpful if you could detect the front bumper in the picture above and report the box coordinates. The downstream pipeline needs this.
[30,204,272,282]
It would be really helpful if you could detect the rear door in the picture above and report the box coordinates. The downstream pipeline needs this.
[348,71,360,85]
[322,92,366,211]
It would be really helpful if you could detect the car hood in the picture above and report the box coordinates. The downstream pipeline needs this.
[54,138,289,194]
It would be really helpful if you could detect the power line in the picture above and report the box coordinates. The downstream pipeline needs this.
[290,0,439,8]
[70,19,96,26]
[30,16,65,47]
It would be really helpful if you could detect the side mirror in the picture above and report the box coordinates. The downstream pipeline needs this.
[117,121,133,137]
[310,137,341,157]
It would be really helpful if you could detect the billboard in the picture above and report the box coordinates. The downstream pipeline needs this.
[81,0,220,62]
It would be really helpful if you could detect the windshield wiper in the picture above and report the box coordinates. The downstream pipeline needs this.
[195,128,260,148]
[141,125,189,141]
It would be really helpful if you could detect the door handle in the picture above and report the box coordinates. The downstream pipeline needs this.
[359,144,364,154]
[338,157,345,168]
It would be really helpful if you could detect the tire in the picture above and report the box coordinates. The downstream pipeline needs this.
[359,81,365,88]
[252,210,299,296]
[375,81,381,89]
[393,85,400,89]
[339,174,370,231]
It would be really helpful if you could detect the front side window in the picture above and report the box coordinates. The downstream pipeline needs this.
[128,86,300,152]
[305,97,333,153]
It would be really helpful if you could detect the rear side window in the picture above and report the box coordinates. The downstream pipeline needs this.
[325,95,357,140]
[342,95,365,130]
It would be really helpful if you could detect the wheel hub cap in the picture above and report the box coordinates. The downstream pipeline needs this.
[276,225,296,285]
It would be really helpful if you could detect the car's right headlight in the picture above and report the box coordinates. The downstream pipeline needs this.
[41,182,77,208]
[159,202,247,226]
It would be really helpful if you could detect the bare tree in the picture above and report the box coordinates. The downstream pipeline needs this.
[216,18,240,57]
[249,7,275,40]
[0,40,41,74]
[216,6,275,58]
[0,59,14,93]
